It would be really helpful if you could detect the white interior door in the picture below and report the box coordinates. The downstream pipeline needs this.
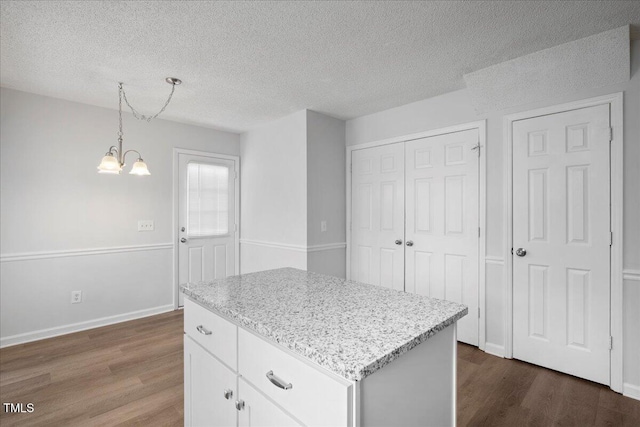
[512,104,611,385]
[405,130,480,346]
[350,143,405,291]
[178,153,238,306]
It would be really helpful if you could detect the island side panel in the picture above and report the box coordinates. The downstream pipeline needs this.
[358,325,456,427]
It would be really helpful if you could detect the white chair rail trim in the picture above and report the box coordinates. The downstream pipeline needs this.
[0,243,174,263]
[240,239,346,253]
[485,256,505,265]
[623,269,640,282]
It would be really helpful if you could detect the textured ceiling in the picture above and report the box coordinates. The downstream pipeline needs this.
[1,1,640,133]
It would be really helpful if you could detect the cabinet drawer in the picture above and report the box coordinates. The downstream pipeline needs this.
[238,328,351,427]
[184,298,237,370]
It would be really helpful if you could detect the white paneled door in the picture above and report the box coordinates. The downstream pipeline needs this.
[512,104,611,385]
[178,153,238,306]
[351,143,405,291]
[405,130,479,345]
[350,128,480,345]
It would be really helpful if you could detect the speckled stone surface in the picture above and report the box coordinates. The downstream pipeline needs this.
[180,267,467,381]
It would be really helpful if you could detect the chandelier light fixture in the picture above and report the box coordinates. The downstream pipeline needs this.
[97,77,182,175]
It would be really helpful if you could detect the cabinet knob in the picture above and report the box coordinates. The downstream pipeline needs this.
[235,400,245,411]
[223,389,233,400]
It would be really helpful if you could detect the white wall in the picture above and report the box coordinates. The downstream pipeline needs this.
[0,88,240,346]
[346,41,640,393]
[240,109,346,277]
[239,110,308,273]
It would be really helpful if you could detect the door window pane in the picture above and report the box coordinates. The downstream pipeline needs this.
[187,163,229,236]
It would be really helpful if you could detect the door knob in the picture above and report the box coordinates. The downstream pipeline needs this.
[406,241,414,247]
[235,400,245,411]
[180,237,187,243]
[395,239,403,245]
[181,227,186,232]
[515,248,527,257]
[223,389,233,400]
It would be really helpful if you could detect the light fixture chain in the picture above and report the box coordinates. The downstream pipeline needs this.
[121,83,176,122]
[118,83,123,139]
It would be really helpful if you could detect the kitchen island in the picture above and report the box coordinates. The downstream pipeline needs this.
[181,267,467,427]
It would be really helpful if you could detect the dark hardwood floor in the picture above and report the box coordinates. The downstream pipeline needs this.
[1,310,638,426]
[456,343,640,426]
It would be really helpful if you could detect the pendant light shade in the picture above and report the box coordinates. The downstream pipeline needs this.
[129,158,151,175]
[97,153,122,174]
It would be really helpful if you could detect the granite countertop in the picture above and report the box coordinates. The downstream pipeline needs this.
[180,267,467,381]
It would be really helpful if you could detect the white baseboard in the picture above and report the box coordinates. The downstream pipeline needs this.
[0,304,175,348]
[623,383,640,401]
[483,342,505,358]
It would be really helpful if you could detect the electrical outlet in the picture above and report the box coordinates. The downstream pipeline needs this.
[320,220,327,232]
[138,220,154,231]
[71,290,82,304]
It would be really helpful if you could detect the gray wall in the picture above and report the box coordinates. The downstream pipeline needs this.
[346,41,640,392]
[307,111,347,278]
[0,88,240,344]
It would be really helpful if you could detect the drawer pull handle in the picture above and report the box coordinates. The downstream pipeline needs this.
[196,325,212,335]
[266,370,293,390]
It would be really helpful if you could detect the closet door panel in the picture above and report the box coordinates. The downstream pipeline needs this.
[351,143,405,291]
[405,130,479,346]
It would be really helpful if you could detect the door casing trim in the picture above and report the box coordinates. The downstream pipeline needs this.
[346,120,487,350]
[503,92,624,392]
[173,148,241,309]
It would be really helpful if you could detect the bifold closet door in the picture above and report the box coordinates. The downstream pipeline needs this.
[351,143,405,291]
[404,129,480,346]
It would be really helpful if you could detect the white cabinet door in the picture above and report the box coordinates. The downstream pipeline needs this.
[184,336,237,427]
[512,104,611,385]
[178,154,238,306]
[238,378,301,427]
[351,143,405,291]
[405,129,479,345]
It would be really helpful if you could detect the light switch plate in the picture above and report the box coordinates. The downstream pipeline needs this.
[138,220,154,231]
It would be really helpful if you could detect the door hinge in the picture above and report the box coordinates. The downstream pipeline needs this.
[478,227,481,238]
[478,307,481,318]
[610,232,613,246]
[608,127,613,142]
[609,336,613,350]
